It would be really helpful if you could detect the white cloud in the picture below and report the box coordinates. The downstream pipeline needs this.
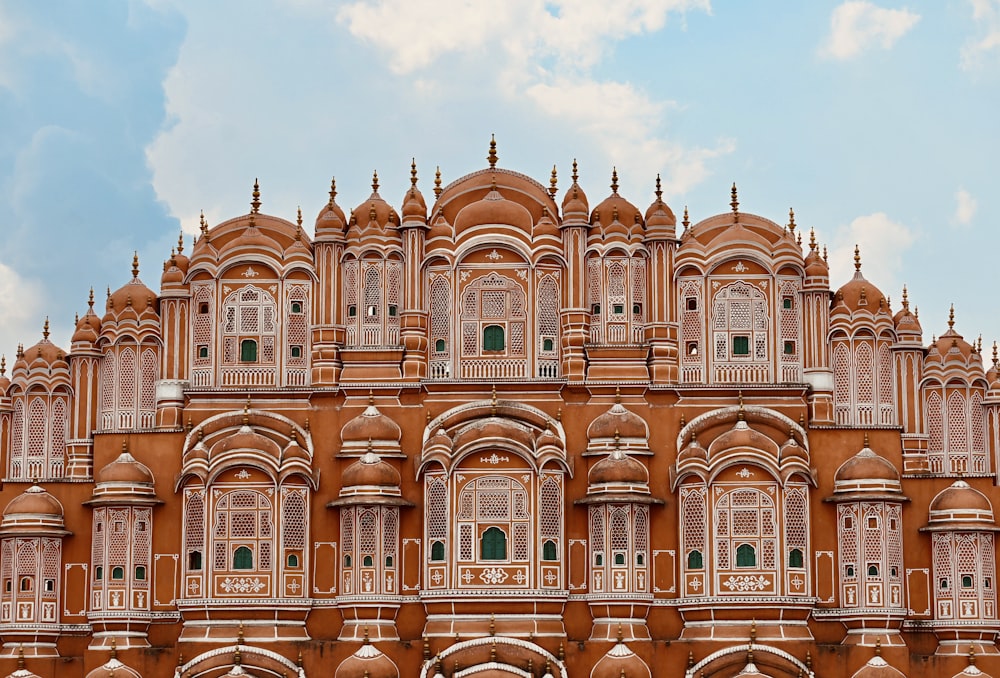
[819,1,920,60]
[954,188,977,225]
[0,260,46,359]
[827,212,916,295]
[961,0,1000,70]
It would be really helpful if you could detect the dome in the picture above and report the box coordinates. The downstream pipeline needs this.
[560,162,589,224]
[218,216,282,259]
[453,181,534,234]
[590,640,651,678]
[643,176,677,234]
[342,450,401,489]
[108,254,159,316]
[803,233,829,280]
[84,654,141,678]
[589,447,649,486]
[951,650,992,678]
[15,321,68,371]
[831,437,904,500]
[832,248,888,315]
[590,169,642,234]
[925,307,979,366]
[160,256,184,286]
[892,286,922,339]
[350,172,401,235]
[214,413,283,460]
[71,292,102,345]
[927,480,997,529]
[3,485,63,519]
[334,638,399,678]
[677,432,708,464]
[850,654,905,678]
[401,161,428,223]
[315,177,348,238]
[587,397,649,442]
[341,398,402,447]
[732,652,771,678]
[96,447,155,486]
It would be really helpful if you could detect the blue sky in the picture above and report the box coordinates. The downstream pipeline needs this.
[0,0,998,362]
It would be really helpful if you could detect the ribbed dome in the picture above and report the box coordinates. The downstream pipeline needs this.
[561,175,589,224]
[590,169,642,234]
[677,433,708,463]
[804,245,829,279]
[590,640,651,678]
[589,447,648,486]
[334,639,399,678]
[3,485,63,518]
[454,183,533,233]
[892,286,922,339]
[351,172,401,235]
[15,326,68,371]
[927,480,996,528]
[831,439,904,501]
[315,177,348,238]
[71,295,102,345]
[97,448,154,484]
[401,162,428,223]
[341,400,402,445]
[588,400,649,441]
[833,249,887,315]
[850,654,905,678]
[215,424,282,459]
[84,655,141,678]
[644,176,676,233]
[342,451,401,489]
[108,254,159,316]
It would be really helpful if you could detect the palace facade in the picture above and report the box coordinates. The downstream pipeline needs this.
[0,142,997,677]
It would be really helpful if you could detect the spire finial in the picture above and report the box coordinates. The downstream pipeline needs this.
[110,637,118,659]
[177,230,185,254]
[682,206,690,230]
[737,392,745,421]
[243,397,251,425]
[42,317,50,340]
[0,355,6,377]
[434,166,442,199]
[200,210,208,235]
[328,177,338,207]
[730,182,739,217]
[864,432,870,448]
[363,625,370,644]
[296,206,303,229]
[549,165,558,199]
[491,385,498,416]
[16,644,24,669]
[238,621,245,644]
[809,227,817,250]
[874,637,881,656]
[610,167,619,193]
[408,158,418,190]
[571,159,579,184]
[617,622,623,643]
[251,178,261,213]
[823,244,828,262]
[655,173,662,201]
[488,134,498,168]
[788,207,796,233]
[132,251,140,278]
[749,619,756,644]
[949,304,955,330]
[902,285,909,310]
[88,287,95,309]
[489,613,496,636]
[854,244,861,271]
[969,644,977,666]
[371,170,379,194]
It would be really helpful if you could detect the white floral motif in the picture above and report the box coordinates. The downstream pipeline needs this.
[732,261,748,273]
[480,453,510,464]
[242,266,259,278]
[479,567,509,585]
[486,250,504,261]
[234,469,251,479]
[736,467,754,478]
[220,577,267,594]
[722,575,769,592]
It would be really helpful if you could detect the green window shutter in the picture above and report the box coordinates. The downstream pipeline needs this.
[233,546,254,570]
[481,527,507,560]
[483,325,505,351]
[240,339,258,362]
[736,543,756,567]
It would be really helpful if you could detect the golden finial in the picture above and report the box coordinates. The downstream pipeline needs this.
[993,341,998,367]
[788,207,796,233]
[297,650,303,668]
[682,206,689,230]
[730,183,739,216]
[177,230,185,254]
[969,644,977,666]
[423,636,430,660]
[616,622,623,643]
[749,619,756,643]
[914,305,919,319]
[854,244,861,271]
[371,170,379,194]
[41,316,50,340]
[490,637,497,661]
[822,244,828,262]
[409,158,419,189]
[0,355,5,377]
[528,658,533,673]
[901,285,909,310]
[87,286,95,310]
[614,429,621,447]
[237,621,245,644]
[110,637,118,658]
[233,646,242,666]
[615,386,622,403]
[363,625,370,644]
[132,251,140,278]
[16,644,24,670]
[978,335,983,353]
[293,206,301,230]
[556,407,562,422]
[737,392,745,421]
[491,385,498,416]
[434,166,442,199]
[558,642,565,662]
[243,397,250,425]
[679,413,686,428]
[687,651,694,668]
[369,389,375,406]
[549,165,558,198]
[488,134,498,168]
[654,173,663,202]
[571,158,579,184]
[251,178,261,213]
[796,230,802,246]
[874,637,881,656]
[610,167,619,193]
[809,228,817,250]
[489,613,496,636]
[948,304,955,330]
[806,650,812,669]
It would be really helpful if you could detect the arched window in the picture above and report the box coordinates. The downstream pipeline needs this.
[233,546,253,570]
[481,527,507,560]
[111,566,124,580]
[736,544,756,568]
[188,551,202,570]
[788,548,803,568]
[431,541,445,562]
[287,554,299,568]
[483,325,505,351]
[687,550,703,569]
[134,566,146,580]
[542,539,557,561]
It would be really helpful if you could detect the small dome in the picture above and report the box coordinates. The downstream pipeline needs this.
[342,450,401,489]
[926,308,979,366]
[3,485,63,519]
[71,294,102,345]
[96,447,155,486]
[588,399,649,442]
[351,172,401,236]
[677,432,708,464]
[589,447,648,487]
[804,244,829,280]
[560,161,589,223]
[590,169,642,234]
[108,254,159,316]
[644,176,676,233]
[928,480,996,528]
[850,654,905,678]
[315,178,348,238]
[951,650,992,678]
[832,438,904,500]
[832,249,887,315]
[341,399,402,446]
[425,428,453,453]
[84,654,141,678]
[453,183,534,234]
[334,639,399,678]
[214,418,282,460]
[401,162,428,223]
[590,640,651,678]
[892,287,922,339]
[15,324,68,372]
[161,256,184,286]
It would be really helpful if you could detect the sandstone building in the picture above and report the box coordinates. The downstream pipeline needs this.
[0,142,997,676]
